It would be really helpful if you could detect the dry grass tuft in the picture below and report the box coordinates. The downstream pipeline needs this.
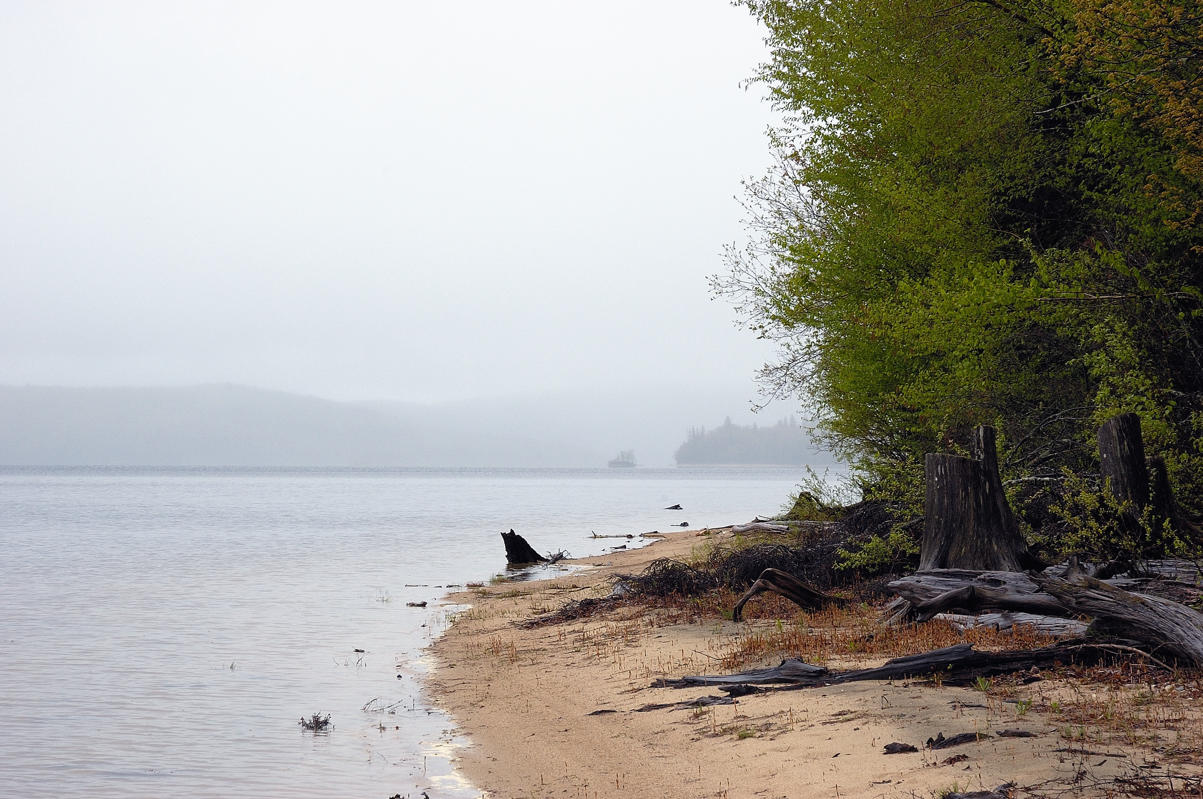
[708,603,1057,671]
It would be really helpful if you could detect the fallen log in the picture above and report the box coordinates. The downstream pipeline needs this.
[888,570,1071,622]
[883,565,1145,624]
[653,641,1105,690]
[731,521,791,534]
[655,657,829,687]
[731,567,847,621]
[886,566,1203,666]
[934,612,1089,637]
[1033,569,1203,665]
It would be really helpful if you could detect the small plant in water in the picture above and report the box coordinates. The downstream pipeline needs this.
[299,712,331,731]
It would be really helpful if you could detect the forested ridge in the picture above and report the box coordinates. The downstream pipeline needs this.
[674,416,815,464]
[721,0,1203,561]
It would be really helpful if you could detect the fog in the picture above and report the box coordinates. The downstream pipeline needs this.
[2,2,793,451]
[0,383,839,468]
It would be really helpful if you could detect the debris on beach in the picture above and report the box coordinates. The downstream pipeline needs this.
[927,731,990,749]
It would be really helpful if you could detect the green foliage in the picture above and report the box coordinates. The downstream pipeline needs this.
[835,528,919,576]
[1037,469,1195,563]
[722,0,1203,536]
[782,465,857,520]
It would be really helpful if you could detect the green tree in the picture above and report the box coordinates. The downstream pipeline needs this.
[721,0,1203,520]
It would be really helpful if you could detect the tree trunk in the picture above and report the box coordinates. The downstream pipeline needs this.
[1098,412,1150,545]
[920,426,1029,571]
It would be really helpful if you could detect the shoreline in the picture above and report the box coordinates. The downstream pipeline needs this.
[428,527,1203,799]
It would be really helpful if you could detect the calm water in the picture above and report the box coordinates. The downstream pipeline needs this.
[0,466,804,798]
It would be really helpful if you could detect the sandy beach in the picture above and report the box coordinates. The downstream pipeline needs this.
[429,527,1203,799]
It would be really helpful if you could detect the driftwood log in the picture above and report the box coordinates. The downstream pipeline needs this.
[933,612,1089,636]
[500,529,547,565]
[731,567,846,621]
[887,565,1203,666]
[886,570,1078,623]
[731,521,791,534]
[654,642,1106,690]
[1036,568,1203,665]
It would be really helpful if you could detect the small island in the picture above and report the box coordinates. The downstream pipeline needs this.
[674,416,813,465]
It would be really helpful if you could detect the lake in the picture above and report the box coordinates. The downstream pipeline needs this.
[0,466,807,798]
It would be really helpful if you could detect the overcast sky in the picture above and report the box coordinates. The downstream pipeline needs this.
[1,1,779,404]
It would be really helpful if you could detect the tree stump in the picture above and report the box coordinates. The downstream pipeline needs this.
[500,529,547,565]
[920,426,1029,571]
[1098,412,1149,543]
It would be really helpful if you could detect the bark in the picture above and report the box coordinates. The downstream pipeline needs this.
[920,426,1030,571]
[731,567,846,621]
[972,426,1020,552]
[1098,412,1149,517]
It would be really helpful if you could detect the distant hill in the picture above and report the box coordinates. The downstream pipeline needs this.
[674,416,820,465]
[0,384,418,466]
[0,383,824,467]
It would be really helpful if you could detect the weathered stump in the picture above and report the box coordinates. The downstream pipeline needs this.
[1098,412,1150,544]
[920,426,1029,571]
[500,529,547,565]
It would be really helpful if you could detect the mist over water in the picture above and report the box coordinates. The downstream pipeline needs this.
[0,384,832,468]
[0,466,804,798]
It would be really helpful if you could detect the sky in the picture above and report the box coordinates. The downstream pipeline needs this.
[1,1,780,405]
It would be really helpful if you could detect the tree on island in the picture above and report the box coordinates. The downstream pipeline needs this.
[674,416,814,465]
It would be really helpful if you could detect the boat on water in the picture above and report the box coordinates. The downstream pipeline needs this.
[607,450,636,468]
